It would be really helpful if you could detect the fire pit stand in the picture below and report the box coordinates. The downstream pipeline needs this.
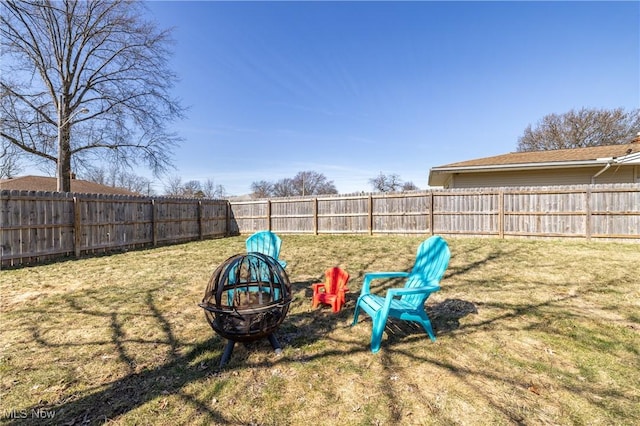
[217,334,283,368]
[199,252,292,368]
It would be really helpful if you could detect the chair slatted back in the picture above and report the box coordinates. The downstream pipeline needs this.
[403,236,450,306]
[246,231,282,260]
[325,267,350,294]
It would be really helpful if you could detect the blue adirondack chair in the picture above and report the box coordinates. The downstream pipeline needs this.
[245,230,287,269]
[352,235,451,353]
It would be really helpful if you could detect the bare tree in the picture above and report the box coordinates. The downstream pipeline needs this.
[0,141,22,178]
[163,176,184,197]
[402,181,419,191]
[113,171,154,195]
[252,171,338,198]
[272,178,296,198]
[291,171,338,196]
[162,176,226,198]
[84,165,154,195]
[182,180,202,197]
[1,0,185,192]
[202,178,226,199]
[251,180,273,199]
[517,107,640,152]
[369,172,402,192]
[84,168,108,186]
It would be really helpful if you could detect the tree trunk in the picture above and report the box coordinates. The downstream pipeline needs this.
[57,125,72,192]
[57,95,72,192]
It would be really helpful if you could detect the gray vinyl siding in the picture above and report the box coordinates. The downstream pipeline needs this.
[448,165,638,188]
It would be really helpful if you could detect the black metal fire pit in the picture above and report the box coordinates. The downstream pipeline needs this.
[199,252,292,367]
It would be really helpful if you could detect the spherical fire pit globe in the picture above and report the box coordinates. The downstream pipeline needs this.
[199,252,292,367]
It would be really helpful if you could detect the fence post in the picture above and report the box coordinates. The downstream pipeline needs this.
[498,190,505,239]
[198,200,204,240]
[368,195,373,235]
[314,197,319,235]
[225,201,230,237]
[429,191,435,235]
[73,196,81,258]
[267,200,272,231]
[585,187,592,240]
[152,199,158,246]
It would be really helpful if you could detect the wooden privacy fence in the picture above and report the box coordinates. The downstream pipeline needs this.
[1,191,229,267]
[2,183,639,267]
[229,183,640,240]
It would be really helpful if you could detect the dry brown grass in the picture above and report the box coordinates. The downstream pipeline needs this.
[1,235,639,425]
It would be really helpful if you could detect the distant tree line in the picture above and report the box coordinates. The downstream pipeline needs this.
[80,168,226,198]
[368,172,418,193]
[163,176,226,198]
[249,170,420,198]
[84,167,156,196]
[251,171,338,198]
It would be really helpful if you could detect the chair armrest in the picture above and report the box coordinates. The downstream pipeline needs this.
[360,271,410,295]
[386,285,440,298]
[311,283,325,292]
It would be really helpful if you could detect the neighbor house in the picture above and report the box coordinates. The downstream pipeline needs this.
[0,175,140,195]
[428,136,640,189]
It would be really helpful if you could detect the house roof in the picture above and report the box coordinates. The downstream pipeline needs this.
[0,175,140,196]
[429,140,640,187]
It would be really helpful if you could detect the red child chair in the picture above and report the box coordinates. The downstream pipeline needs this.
[311,267,350,313]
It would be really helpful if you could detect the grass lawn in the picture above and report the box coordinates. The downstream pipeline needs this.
[1,235,639,425]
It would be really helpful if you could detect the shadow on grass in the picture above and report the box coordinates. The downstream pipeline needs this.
[14,245,622,425]
[317,243,502,351]
[375,298,479,346]
[9,291,229,425]
[8,278,357,425]
[383,291,638,425]
[10,299,605,426]
[277,279,355,349]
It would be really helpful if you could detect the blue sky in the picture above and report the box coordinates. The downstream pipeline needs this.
[143,0,639,195]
